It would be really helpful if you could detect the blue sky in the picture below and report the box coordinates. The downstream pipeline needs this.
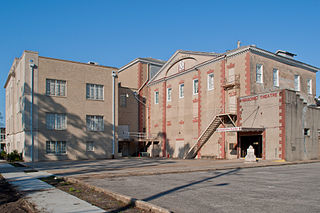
[0,0,319,126]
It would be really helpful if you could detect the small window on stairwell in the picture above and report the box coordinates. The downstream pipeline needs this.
[304,128,310,136]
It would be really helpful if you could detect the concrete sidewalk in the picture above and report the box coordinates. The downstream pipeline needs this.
[0,163,104,213]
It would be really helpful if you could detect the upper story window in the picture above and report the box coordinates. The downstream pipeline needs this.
[273,69,279,87]
[154,91,159,104]
[46,79,66,96]
[120,94,127,107]
[167,88,172,102]
[193,79,199,95]
[86,83,104,100]
[46,113,67,130]
[307,79,312,95]
[294,75,300,91]
[256,64,263,83]
[208,73,214,90]
[86,115,104,131]
[179,84,184,98]
[178,61,185,72]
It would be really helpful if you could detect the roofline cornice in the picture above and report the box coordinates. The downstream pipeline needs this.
[118,58,165,73]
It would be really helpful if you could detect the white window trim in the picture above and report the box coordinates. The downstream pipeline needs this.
[154,91,159,104]
[294,75,300,91]
[86,115,104,132]
[193,79,199,95]
[273,68,279,87]
[167,88,172,102]
[256,64,263,83]
[179,84,184,99]
[46,141,67,154]
[46,113,67,130]
[86,141,94,152]
[207,73,214,91]
[46,79,67,97]
[86,83,104,100]
[307,79,312,95]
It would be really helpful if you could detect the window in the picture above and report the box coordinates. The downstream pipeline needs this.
[154,91,159,104]
[167,88,172,102]
[193,79,199,95]
[46,79,66,96]
[273,69,279,87]
[304,128,310,136]
[294,75,300,91]
[86,115,104,131]
[86,141,94,152]
[120,94,127,107]
[208,73,214,90]
[179,84,184,98]
[178,61,185,71]
[46,141,66,154]
[86,83,104,100]
[46,113,67,130]
[256,64,263,83]
[307,79,312,95]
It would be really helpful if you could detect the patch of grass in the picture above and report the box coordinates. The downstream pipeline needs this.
[69,187,75,192]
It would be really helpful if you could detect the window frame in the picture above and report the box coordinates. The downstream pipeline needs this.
[86,115,104,132]
[120,94,127,107]
[46,141,67,154]
[86,141,94,152]
[256,64,263,83]
[207,73,214,91]
[179,83,184,99]
[307,79,312,95]
[193,79,199,95]
[154,91,159,104]
[273,68,279,87]
[46,79,67,97]
[86,83,104,100]
[46,113,67,130]
[294,75,300,91]
[167,88,172,102]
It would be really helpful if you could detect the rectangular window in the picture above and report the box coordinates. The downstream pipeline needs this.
[208,73,214,90]
[193,79,199,95]
[167,88,172,102]
[46,141,66,154]
[86,115,104,131]
[154,91,159,104]
[294,75,300,91]
[46,79,66,96]
[307,79,312,95]
[256,64,263,83]
[46,113,67,130]
[120,94,127,107]
[179,84,184,98]
[86,83,104,100]
[86,141,94,152]
[273,68,279,87]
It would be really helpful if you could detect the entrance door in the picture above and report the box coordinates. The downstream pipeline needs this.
[240,135,262,158]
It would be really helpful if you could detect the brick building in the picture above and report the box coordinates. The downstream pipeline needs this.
[4,50,118,161]
[145,45,320,160]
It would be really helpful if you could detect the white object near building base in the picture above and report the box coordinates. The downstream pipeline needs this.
[245,145,257,162]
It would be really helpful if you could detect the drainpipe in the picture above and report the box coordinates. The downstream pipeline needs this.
[29,60,36,163]
[111,71,117,159]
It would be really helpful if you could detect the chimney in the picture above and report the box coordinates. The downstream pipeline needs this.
[237,40,241,48]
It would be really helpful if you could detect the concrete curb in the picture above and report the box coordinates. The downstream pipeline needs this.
[64,177,172,213]
[74,159,320,179]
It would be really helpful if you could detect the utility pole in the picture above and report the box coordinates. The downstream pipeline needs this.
[111,71,117,159]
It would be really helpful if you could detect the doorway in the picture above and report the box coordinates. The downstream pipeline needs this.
[240,135,262,158]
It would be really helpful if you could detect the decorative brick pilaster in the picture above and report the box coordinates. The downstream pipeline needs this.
[197,69,202,158]
[279,90,286,160]
[245,52,251,95]
[220,60,226,159]
[162,81,167,157]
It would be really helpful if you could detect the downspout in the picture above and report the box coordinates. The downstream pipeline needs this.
[29,60,36,164]
[111,71,117,159]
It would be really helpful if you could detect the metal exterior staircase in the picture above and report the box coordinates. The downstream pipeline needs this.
[184,113,237,159]
[184,115,222,159]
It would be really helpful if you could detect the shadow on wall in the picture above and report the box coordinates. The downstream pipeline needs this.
[23,84,113,161]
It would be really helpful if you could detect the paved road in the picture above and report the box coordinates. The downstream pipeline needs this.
[84,163,320,213]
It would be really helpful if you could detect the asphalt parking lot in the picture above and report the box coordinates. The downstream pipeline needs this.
[84,162,320,213]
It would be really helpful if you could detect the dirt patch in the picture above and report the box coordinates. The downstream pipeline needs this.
[41,176,147,212]
[0,175,38,213]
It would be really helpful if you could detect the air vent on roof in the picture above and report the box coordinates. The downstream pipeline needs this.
[88,61,99,65]
[275,50,297,59]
